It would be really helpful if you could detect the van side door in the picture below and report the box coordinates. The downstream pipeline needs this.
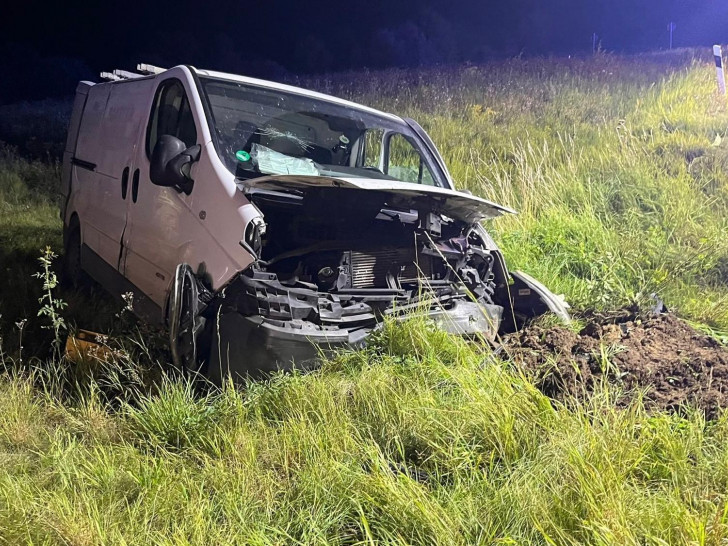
[73,81,151,270]
[120,76,200,314]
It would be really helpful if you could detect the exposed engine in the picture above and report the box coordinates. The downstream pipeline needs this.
[223,185,506,342]
[180,180,570,380]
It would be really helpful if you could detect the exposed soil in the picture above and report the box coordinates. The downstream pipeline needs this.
[504,310,728,418]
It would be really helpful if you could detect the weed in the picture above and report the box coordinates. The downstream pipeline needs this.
[14,318,26,365]
[33,246,67,355]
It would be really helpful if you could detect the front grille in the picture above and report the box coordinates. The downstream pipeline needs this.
[349,249,432,288]
[400,258,433,284]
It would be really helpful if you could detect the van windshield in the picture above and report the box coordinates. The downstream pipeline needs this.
[200,77,443,186]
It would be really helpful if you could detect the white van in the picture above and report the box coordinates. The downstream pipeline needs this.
[61,64,568,380]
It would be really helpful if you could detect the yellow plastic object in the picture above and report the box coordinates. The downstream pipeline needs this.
[64,330,116,362]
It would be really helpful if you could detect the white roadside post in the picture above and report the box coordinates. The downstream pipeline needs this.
[714,45,726,95]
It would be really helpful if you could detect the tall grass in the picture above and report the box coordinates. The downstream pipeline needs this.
[3,51,728,544]
[1,317,727,544]
[303,51,728,328]
[0,145,62,355]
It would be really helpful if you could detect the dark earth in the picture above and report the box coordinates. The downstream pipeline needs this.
[504,310,728,419]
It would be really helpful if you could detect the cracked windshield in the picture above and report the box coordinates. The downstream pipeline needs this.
[201,78,439,185]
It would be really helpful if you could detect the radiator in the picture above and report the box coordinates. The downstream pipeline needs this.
[349,249,432,288]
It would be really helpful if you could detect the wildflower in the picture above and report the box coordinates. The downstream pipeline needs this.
[122,292,134,313]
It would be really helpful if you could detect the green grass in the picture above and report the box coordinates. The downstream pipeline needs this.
[320,52,728,327]
[1,318,728,544]
[0,145,63,353]
[2,50,728,544]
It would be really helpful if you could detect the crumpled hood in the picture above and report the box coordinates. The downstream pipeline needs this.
[238,175,516,223]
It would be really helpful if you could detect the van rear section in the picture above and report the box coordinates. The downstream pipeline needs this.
[60,81,93,224]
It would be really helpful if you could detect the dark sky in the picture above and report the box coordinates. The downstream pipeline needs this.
[2,0,728,102]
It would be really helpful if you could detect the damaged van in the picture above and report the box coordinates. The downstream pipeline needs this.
[61,63,569,380]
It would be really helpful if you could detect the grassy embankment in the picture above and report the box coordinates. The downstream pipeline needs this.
[311,51,728,327]
[2,52,728,544]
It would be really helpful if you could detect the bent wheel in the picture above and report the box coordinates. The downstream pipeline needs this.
[168,264,206,375]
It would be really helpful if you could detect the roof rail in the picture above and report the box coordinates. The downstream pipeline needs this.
[136,63,166,75]
[99,63,167,82]
[113,69,142,79]
[99,71,122,81]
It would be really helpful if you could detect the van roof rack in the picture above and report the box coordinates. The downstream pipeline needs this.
[113,69,142,79]
[99,63,167,82]
[99,71,122,81]
[136,63,166,75]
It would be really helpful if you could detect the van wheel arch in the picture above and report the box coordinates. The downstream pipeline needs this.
[62,214,84,288]
[64,213,81,247]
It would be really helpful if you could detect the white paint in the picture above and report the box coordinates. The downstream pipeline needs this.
[117,67,256,308]
[65,66,259,319]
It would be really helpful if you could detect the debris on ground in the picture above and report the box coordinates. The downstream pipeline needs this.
[65,329,119,362]
[504,310,728,418]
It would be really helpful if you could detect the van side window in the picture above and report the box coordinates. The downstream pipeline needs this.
[385,133,435,185]
[146,80,197,157]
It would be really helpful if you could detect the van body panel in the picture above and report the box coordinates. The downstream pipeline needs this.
[94,80,153,178]
[241,175,516,222]
[72,79,154,269]
[61,81,93,221]
[120,67,258,311]
[73,84,111,261]
[80,242,163,323]
[173,141,260,289]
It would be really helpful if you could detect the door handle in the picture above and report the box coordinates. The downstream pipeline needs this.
[121,167,129,199]
[131,169,140,203]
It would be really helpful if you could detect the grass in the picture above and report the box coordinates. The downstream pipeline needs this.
[2,50,728,543]
[1,319,728,544]
[0,145,63,353]
[319,51,728,328]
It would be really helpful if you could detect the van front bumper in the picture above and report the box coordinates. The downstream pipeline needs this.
[205,299,501,383]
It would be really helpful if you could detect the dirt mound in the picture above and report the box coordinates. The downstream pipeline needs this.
[504,311,728,418]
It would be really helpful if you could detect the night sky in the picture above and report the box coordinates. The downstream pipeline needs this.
[2,0,728,103]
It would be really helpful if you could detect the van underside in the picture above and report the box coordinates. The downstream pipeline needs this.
[171,180,568,381]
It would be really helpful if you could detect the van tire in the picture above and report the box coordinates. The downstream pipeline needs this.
[62,219,84,289]
[168,264,208,377]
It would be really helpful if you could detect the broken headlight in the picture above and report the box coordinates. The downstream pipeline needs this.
[241,216,266,258]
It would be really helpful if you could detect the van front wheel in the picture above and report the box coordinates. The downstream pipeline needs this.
[168,264,207,376]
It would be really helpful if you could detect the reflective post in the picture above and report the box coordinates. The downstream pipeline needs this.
[715,45,726,95]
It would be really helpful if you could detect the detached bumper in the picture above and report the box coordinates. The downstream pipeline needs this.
[205,299,501,383]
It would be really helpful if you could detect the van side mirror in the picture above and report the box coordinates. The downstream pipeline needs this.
[150,135,201,195]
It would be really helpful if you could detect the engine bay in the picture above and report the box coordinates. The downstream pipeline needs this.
[227,184,507,339]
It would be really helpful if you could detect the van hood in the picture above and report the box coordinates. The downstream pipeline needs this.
[238,175,516,223]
